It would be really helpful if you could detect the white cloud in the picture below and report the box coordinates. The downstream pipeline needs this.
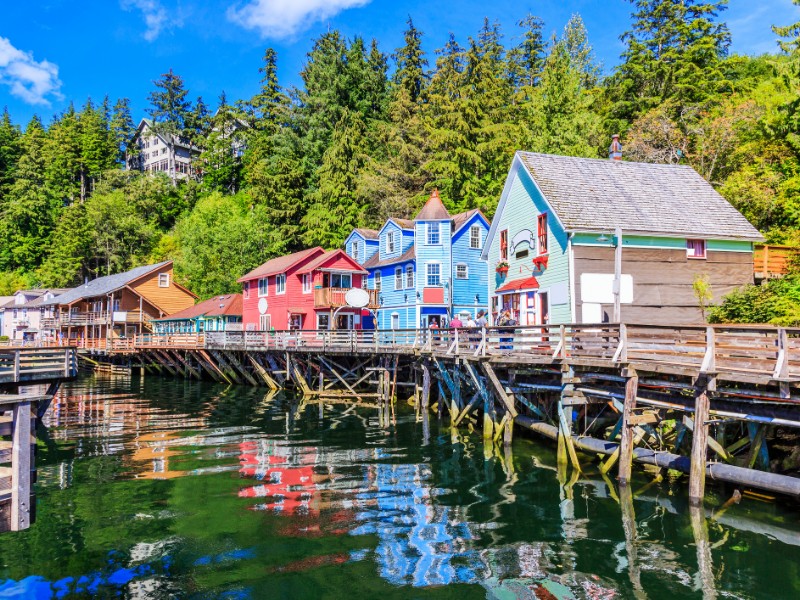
[122,0,170,41]
[227,0,371,39]
[0,37,62,105]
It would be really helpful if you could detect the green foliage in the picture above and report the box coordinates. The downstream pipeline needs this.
[692,273,714,320]
[708,275,800,326]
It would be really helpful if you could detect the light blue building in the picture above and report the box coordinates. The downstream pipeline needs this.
[347,191,490,330]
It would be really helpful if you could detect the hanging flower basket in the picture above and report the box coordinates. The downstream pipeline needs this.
[496,261,509,275]
[532,255,549,270]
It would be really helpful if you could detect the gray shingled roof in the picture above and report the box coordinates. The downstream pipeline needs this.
[354,228,379,240]
[363,245,416,269]
[44,262,172,306]
[517,152,763,241]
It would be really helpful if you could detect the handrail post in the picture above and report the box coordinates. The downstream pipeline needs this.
[481,328,487,357]
[701,326,716,374]
[774,327,789,380]
[64,348,70,377]
[455,328,460,355]
[559,325,567,360]
[13,350,20,382]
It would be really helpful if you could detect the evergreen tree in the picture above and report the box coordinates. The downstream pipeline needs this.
[185,96,211,147]
[43,103,82,205]
[507,14,546,91]
[562,14,601,88]
[201,92,245,193]
[244,48,288,131]
[77,98,115,201]
[37,202,94,285]
[110,98,136,165]
[393,18,428,103]
[147,69,193,135]
[0,108,21,202]
[612,0,731,121]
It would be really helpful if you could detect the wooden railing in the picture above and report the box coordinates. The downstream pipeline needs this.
[313,287,379,308]
[0,347,78,384]
[754,244,799,279]
[42,311,156,327]
[126,324,800,385]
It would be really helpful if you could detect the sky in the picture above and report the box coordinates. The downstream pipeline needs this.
[1,0,797,126]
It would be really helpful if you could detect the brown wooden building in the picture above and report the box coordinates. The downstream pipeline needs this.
[43,261,197,342]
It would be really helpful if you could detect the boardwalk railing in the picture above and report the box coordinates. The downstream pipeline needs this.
[0,348,78,385]
[124,323,800,384]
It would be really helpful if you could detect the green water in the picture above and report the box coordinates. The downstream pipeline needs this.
[1,376,799,599]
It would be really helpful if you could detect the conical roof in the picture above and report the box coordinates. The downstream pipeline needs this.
[414,189,450,221]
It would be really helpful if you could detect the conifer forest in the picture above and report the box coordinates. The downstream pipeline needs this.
[1,0,800,321]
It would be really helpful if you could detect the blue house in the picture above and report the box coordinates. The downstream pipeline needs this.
[347,190,490,329]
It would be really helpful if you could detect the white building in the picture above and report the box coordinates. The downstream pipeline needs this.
[126,119,200,181]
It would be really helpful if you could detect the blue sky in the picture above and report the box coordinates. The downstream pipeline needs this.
[1,0,797,126]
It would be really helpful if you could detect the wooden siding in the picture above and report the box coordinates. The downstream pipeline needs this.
[344,232,379,264]
[451,213,490,319]
[378,221,411,262]
[754,244,799,279]
[487,165,571,325]
[572,245,753,324]
[129,264,196,316]
[415,220,452,316]
[373,259,416,330]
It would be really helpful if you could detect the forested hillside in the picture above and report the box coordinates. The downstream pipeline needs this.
[1,0,799,304]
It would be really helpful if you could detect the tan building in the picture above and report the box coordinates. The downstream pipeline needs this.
[43,261,197,342]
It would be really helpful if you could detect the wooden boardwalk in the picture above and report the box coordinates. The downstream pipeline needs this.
[0,347,78,532]
[73,324,800,504]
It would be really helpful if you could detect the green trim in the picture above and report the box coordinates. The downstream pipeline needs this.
[572,233,752,252]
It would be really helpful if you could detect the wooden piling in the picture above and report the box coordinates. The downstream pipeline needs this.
[689,376,713,505]
[10,400,31,531]
[618,369,639,485]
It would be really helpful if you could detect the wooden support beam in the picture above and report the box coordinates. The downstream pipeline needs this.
[154,350,179,376]
[169,350,202,380]
[480,363,518,418]
[618,370,639,485]
[689,375,713,506]
[199,350,233,384]
[248,354,279,390]
[11,400,32,531]
[224,352,259,386]
[210,350,243,384]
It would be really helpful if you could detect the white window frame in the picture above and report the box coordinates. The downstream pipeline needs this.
[455,263,468,279]
[276,274,286,294]
[158,273,170,288]
[391,313,400,330]
[258,278,268,297]
[317,313,330,330]
[387,231,396,254]
[687,239,707,259]
[427,223,441,245]
[426,262,441,287]
[352,241,360,262]
[405,264,414,289]
[395,267,403,290]
[259,314,271,331]
[302,273,311,294]
[331,272,352,289]
[469,225,482,249]
[374,271,382,291]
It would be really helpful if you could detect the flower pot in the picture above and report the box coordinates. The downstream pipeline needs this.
[496,266,509,275]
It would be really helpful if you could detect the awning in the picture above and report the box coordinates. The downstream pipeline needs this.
[495,276,539,294]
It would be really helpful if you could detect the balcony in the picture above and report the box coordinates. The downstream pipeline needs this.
[41,311,156,327]
[314,287,379,309]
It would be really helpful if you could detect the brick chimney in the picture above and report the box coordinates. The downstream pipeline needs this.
[609,134,623,161]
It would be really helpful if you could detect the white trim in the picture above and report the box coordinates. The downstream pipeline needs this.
[275,274,286,295]
[568,236,576,323]
[394,266,403,290]
[158,273,170,288]
[377,218,414,236]
[426,222,442,246]
[301,273,311,294]
[258,277,268,297]
[455,263,469,279]
[469,225,482,249]
[425,261,442,286]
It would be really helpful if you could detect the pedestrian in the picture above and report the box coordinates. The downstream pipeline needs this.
[450,314,463,328]
[475,310,488,328]
[498,309,516,350]
[429,318,440,346]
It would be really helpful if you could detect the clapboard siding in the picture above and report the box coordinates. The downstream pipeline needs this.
[487,164,571,324]
[129,265,196,316]
[573,246,753,324]
[452,213,490,318]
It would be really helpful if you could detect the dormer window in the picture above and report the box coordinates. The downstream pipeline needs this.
[470,225,482,249]
[158,273,170,287]
[352,242,360,261]
[387,232,396,254]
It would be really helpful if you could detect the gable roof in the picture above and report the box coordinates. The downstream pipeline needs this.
[354,228,379,240]
[378,218,415,236]
[134,119,200,152]
[237,247,325,282]
[296,249,368,274]
[20,289,71,308]
[415,189,450,221]
[452,209,488,232]
[363,245,416,269]
[514,152,763,241]
[152,294,243,322]
[44,262,176,306]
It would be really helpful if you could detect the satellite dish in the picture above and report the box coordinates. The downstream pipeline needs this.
[258,297,268,315]
[345,287,370,308]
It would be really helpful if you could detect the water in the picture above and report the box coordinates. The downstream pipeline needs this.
[1,376,799,599]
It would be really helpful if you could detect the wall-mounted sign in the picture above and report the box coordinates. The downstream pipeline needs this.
[345,287,370,308]
[511,229,535,250]
[258,297,268,315]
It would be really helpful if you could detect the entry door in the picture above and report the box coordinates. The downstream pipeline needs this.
[336,313,354,330]
[538,292,550,326]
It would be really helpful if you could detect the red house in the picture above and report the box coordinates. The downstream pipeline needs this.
[239,247,377,331]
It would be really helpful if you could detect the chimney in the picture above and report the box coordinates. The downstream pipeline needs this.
[609,134,623,161]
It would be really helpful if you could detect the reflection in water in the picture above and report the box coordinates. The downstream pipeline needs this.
[0,376,798,598]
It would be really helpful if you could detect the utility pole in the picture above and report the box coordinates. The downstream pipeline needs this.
[613,226,622,322]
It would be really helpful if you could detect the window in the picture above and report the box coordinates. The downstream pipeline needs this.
[374,271,382,291]
[456,264,468,279]
[427,223,441,245]
[537,213,548,254]
[395,267,403,290]
[687,239,706,259]
[500,229,508,260]
[352,242,360,262]
[153,138,158,146]
[470,225,482,249]
[243,281,250,299]
[426,263,441,286]
[317,314,330,330]
[302,273,311,293]
[387,231,396,254]
[391,313,400,330]
[330,273,352,288]
[276,274,286,294]
[516,248,529,259]
[259,314,271,331]
[258,278,268,296]
[158,273,170,287]
[405,264,414,288]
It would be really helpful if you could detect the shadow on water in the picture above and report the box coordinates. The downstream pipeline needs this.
[0,375,799,598]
